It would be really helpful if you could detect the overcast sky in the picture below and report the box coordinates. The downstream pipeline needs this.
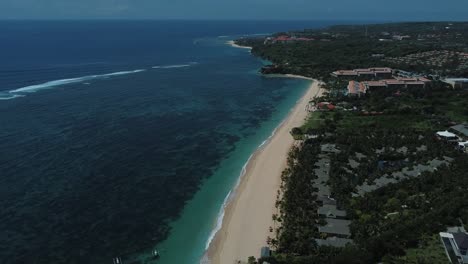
[1,0,467,20]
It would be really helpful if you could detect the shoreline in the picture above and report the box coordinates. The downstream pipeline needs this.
[263,73,316,81]
[226,40,253,50]
[205,78,323,263]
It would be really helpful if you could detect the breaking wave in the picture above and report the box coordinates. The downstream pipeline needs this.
[0,69,146,100]
[152,62,198,69]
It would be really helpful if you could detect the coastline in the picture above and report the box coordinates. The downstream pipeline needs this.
[226,40,253,50]
[263,73,316,81]
[205,79,323,263]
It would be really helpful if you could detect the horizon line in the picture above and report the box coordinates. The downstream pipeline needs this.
[0,18,467,23]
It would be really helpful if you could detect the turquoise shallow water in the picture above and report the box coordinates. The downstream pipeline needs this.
[153,74,311,264]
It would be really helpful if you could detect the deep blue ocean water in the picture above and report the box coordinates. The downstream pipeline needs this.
[0,20,341,264]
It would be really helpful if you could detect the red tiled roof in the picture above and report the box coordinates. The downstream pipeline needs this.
[317,102,335,110]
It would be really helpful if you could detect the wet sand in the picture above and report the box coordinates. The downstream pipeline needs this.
[206,80,323,264]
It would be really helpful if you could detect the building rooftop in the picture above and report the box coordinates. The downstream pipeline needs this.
[370,67,392,72]
[447,226,467,233]
[453,232,468,250]
[318,218,351,236]
[318,204,347,218]
[406,81,426,85]
[315,237,353,248]
[396,77,432,83]
[317,196,337,206]
[437,130,458,138]
[365,81,387,86]
[418,77,432,82]
[332,68,393,77]
[451,124,468,138]
[384,80,406,85]
[358,71,375,75]
[348,80,367,94]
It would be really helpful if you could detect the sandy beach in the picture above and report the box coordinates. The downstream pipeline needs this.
[226,40,253,50]
[264,73,316,81]
[206,80,323,264]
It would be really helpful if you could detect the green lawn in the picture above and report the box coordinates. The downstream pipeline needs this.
[386,235,449,264]
[338,114,433,131]
[301,112,332,131]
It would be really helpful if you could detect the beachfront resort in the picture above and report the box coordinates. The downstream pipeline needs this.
[229,21,468,264]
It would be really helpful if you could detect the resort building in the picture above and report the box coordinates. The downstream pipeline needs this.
[332,67,393,79]
[373,68,394,79]
[365,81,388,90]
[347,77,431,96]
[354,69,376,79]
[384,79,407,89]
[440,227,468,264]
[390,77,431,88]
[347,80,367,96]
[332,70,359,79]
[397,77,432,83]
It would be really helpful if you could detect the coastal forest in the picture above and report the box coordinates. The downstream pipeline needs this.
[237,22,468,80]
[238,22,468,264]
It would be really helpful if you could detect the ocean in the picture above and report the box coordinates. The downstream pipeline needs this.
[0,20,336,264]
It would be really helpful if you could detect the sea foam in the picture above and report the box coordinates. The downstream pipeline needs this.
[0,94,25,100]
[2,69,146,100]
[204,189,232,250]
[152,62,197,69]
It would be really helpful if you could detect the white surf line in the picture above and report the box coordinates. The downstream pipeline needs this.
[201,92,297,255]
[152,62,198,69]
[0,69,146,100]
